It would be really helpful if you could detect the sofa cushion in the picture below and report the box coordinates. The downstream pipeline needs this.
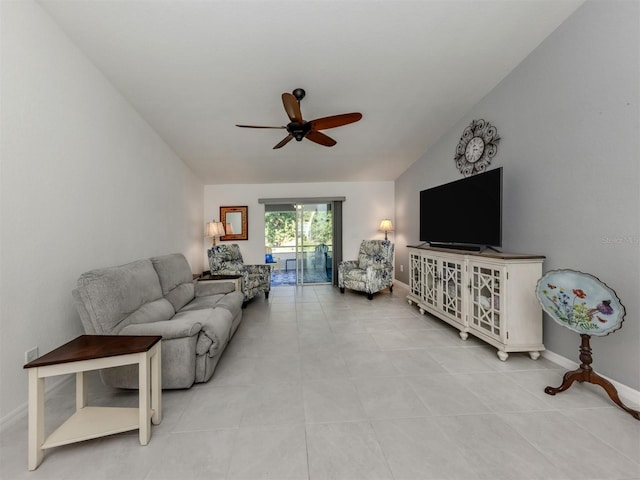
[180,290,243,319]
[75,259,163,334]
[151,254,195,311]
[179,294,227,312]
[118,298,175,333]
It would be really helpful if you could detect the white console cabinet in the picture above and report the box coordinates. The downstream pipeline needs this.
[407,246,545,360]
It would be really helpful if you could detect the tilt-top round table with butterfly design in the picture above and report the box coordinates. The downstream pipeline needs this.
[535,269,639,420]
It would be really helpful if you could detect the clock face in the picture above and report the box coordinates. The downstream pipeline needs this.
[465,137,485,163]
[454,119,500,176]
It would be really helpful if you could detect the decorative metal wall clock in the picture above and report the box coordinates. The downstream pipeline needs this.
[454,119,500,176]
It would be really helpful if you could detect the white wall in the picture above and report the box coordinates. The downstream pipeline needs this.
[395,0,639,389]
[204,182,394,268]
[0,0,204,423]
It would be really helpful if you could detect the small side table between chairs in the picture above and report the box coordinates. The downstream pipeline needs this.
[23,335,162,470]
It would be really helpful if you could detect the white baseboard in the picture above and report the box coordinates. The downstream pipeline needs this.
[542,350,640,406]
[0,374,73,432]
[393,278,409,290]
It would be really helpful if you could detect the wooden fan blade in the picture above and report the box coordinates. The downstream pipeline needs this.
[309,112,362,131]
[273,134,294,149]
[236,124,286,129]
[282,93,303,123]
[306,131,337,147]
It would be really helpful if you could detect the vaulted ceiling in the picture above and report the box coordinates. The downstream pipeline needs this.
[39,0,583,184]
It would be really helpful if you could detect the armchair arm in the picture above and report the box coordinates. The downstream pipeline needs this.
[338,260,359,274]
[244,264,271,276]
[119,317,202,340]
[365,263,394,287]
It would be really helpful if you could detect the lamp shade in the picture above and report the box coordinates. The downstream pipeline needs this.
[379,219,393,232]
[205,221,225,237]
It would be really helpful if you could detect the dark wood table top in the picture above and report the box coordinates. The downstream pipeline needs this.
[199,273,242,281]
[24,335,162,369]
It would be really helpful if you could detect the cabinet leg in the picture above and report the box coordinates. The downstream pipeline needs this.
[459,331,468,341]
[497,351,509,361]
[529,351,541,360]
[407,299,413,306]
[418,308,425,315]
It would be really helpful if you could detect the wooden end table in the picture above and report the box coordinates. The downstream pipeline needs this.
[23,335,162,470]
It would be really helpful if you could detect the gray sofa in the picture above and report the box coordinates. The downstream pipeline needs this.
[72,253,244,389]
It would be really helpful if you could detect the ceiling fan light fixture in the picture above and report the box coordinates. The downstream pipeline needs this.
[292,88,306,101]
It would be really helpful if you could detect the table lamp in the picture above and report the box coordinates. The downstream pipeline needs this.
[379,219,393,241]
[205,221,225,246]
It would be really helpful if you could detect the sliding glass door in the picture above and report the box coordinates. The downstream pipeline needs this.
[295,203,333,285]
[265,202,333,285]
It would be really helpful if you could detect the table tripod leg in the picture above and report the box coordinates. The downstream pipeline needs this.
[545,335,640,420]
[589,372,640,421]
[544,368,584,395]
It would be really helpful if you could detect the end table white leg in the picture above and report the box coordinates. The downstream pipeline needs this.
[28,369,44,470]
[76,371,87,410]
[138,353,151,445]
[151,342,162,424]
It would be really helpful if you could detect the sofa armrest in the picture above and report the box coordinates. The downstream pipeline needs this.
[119,317,202,340]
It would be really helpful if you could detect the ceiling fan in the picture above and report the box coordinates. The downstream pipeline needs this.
[236,88,362,149]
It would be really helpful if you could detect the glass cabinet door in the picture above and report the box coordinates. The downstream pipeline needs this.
[410,252,423,298]
[441,259,464,321]
[423,256,439,307]
[469,263,503,340]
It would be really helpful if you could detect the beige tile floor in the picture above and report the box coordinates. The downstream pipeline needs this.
[2,284,639,480]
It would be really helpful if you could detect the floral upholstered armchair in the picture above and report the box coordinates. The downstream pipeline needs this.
[338,240,394,300]
[208,244,270,306]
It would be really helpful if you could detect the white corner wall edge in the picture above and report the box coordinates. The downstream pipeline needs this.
[541,350,640,406]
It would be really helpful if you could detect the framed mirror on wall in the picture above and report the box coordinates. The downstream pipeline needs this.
[220,206,248,241]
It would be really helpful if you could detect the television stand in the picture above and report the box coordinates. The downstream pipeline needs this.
[407,246,545,361]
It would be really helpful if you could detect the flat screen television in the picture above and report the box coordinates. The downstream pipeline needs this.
[419,167,502,250]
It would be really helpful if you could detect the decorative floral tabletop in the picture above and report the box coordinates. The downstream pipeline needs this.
[535,269,625,336]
